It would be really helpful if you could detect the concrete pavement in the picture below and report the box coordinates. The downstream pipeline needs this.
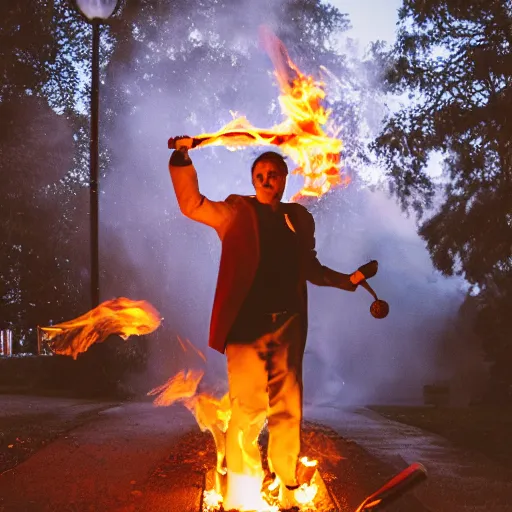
[0,399,199,512]
[1,395,511,511]
[305,405,512,512]
[0,395,426,512]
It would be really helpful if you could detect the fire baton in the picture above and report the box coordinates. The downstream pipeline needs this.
[168,132,298,151]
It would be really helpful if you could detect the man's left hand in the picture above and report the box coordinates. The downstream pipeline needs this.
[350,260,378,286]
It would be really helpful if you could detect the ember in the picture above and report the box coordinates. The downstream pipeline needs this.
[168,25,349,202]
[40,297,161,359]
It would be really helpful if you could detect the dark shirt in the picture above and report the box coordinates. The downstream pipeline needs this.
[226,199,301,342]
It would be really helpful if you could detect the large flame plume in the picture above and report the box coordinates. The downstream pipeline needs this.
[148,337,320,511]
[39,297,161,360]
[174,26,348,201]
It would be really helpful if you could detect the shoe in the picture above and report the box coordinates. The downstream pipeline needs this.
[278,483,300,510]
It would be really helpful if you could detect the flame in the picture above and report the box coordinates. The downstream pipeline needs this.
[39,297,161,360]
[294,482,319,506]
[299,456,318,468]
[147,368,204,406]
[148,338,320,511]
[202,489,224,510]
[190,26,349,201]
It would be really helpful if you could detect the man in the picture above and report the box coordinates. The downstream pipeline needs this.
[168,137,377,508]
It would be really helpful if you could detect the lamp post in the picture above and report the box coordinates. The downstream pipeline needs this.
[74,0,120,308]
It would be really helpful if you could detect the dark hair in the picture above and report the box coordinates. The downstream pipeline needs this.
[251,151,288,176]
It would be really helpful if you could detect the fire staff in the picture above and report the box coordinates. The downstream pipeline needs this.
[168,138,378,508]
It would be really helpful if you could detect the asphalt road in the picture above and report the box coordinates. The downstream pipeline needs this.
[0,398,201,512]
[0,396,510,512]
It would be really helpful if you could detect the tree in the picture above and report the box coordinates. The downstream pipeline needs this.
[0,1,103,347]
[373,0,512,399]
[0,95,90,349]
[373,0,511,285]
[0,0,88,111]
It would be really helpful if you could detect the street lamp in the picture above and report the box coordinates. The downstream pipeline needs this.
[74,0,121,308]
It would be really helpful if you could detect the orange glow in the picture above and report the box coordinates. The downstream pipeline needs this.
[295,482,319,507]
[189,26,349,201]
[149,338,320,511]
[40,297,161,360]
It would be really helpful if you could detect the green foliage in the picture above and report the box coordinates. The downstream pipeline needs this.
[0,1,90,345]
[0,0,89,111]
[0,95,90,347]
[373,0,512,287]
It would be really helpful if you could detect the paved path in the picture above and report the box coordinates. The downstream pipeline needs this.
[0,396,425,512]
[1,396,511,511]
[0,395,109,420]
[305,405,512,512]
[0,399,199,512]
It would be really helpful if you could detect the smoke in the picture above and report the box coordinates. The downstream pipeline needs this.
[98,1,486,404]
[302,187,484,406]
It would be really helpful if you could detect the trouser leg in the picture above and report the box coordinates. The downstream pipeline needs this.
[266,314,303,488]
[225,343,267,478]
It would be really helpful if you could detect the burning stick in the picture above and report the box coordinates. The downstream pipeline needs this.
[354,462,427,511]
[168,26,348,202]
[39,297,162,360]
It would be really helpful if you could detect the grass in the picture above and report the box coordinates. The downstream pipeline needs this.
[368,405,512,470]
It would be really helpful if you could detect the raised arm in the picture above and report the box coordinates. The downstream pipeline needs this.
[169,137,234,237]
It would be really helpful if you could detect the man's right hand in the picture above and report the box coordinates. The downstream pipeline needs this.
[169,135,193,167]
[174,135,194,151]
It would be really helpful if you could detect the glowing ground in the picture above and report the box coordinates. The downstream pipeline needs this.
[201,468,338,512]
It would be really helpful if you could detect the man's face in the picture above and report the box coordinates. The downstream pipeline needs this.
[252,160,287,205]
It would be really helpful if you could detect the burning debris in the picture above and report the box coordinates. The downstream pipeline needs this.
[168,25,349,202]
[39,297,161,359]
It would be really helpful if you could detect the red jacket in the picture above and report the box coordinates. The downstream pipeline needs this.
[169,162,355,354]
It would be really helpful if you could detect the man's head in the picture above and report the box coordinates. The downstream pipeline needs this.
[251,151,288,206]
